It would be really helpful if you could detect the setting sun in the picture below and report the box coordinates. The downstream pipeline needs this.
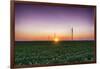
[54,37,59,42]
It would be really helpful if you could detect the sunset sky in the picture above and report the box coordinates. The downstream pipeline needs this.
[15,3,95,41]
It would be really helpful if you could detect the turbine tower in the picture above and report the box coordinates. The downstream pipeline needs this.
[71,27,73,40]
[54,33,56,38]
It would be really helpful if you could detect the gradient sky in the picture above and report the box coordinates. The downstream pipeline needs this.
[15,3,95,41]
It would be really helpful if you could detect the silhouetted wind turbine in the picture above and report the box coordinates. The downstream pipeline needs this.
[54,33,56,38]
[71,27,73,40]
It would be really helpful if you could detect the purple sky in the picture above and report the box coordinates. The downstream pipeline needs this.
[15,3,95,41]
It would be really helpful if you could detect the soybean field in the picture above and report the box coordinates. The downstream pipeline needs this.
[15,41,95,66]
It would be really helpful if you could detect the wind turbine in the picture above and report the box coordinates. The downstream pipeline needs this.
[53,32,59,42]
[71,27,73,40]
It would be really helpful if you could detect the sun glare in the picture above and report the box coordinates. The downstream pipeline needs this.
[54,37,59,42]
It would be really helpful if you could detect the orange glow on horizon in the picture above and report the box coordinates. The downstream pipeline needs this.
[15,32,94,41]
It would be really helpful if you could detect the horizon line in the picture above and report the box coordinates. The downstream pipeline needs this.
[15,40,95,42]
